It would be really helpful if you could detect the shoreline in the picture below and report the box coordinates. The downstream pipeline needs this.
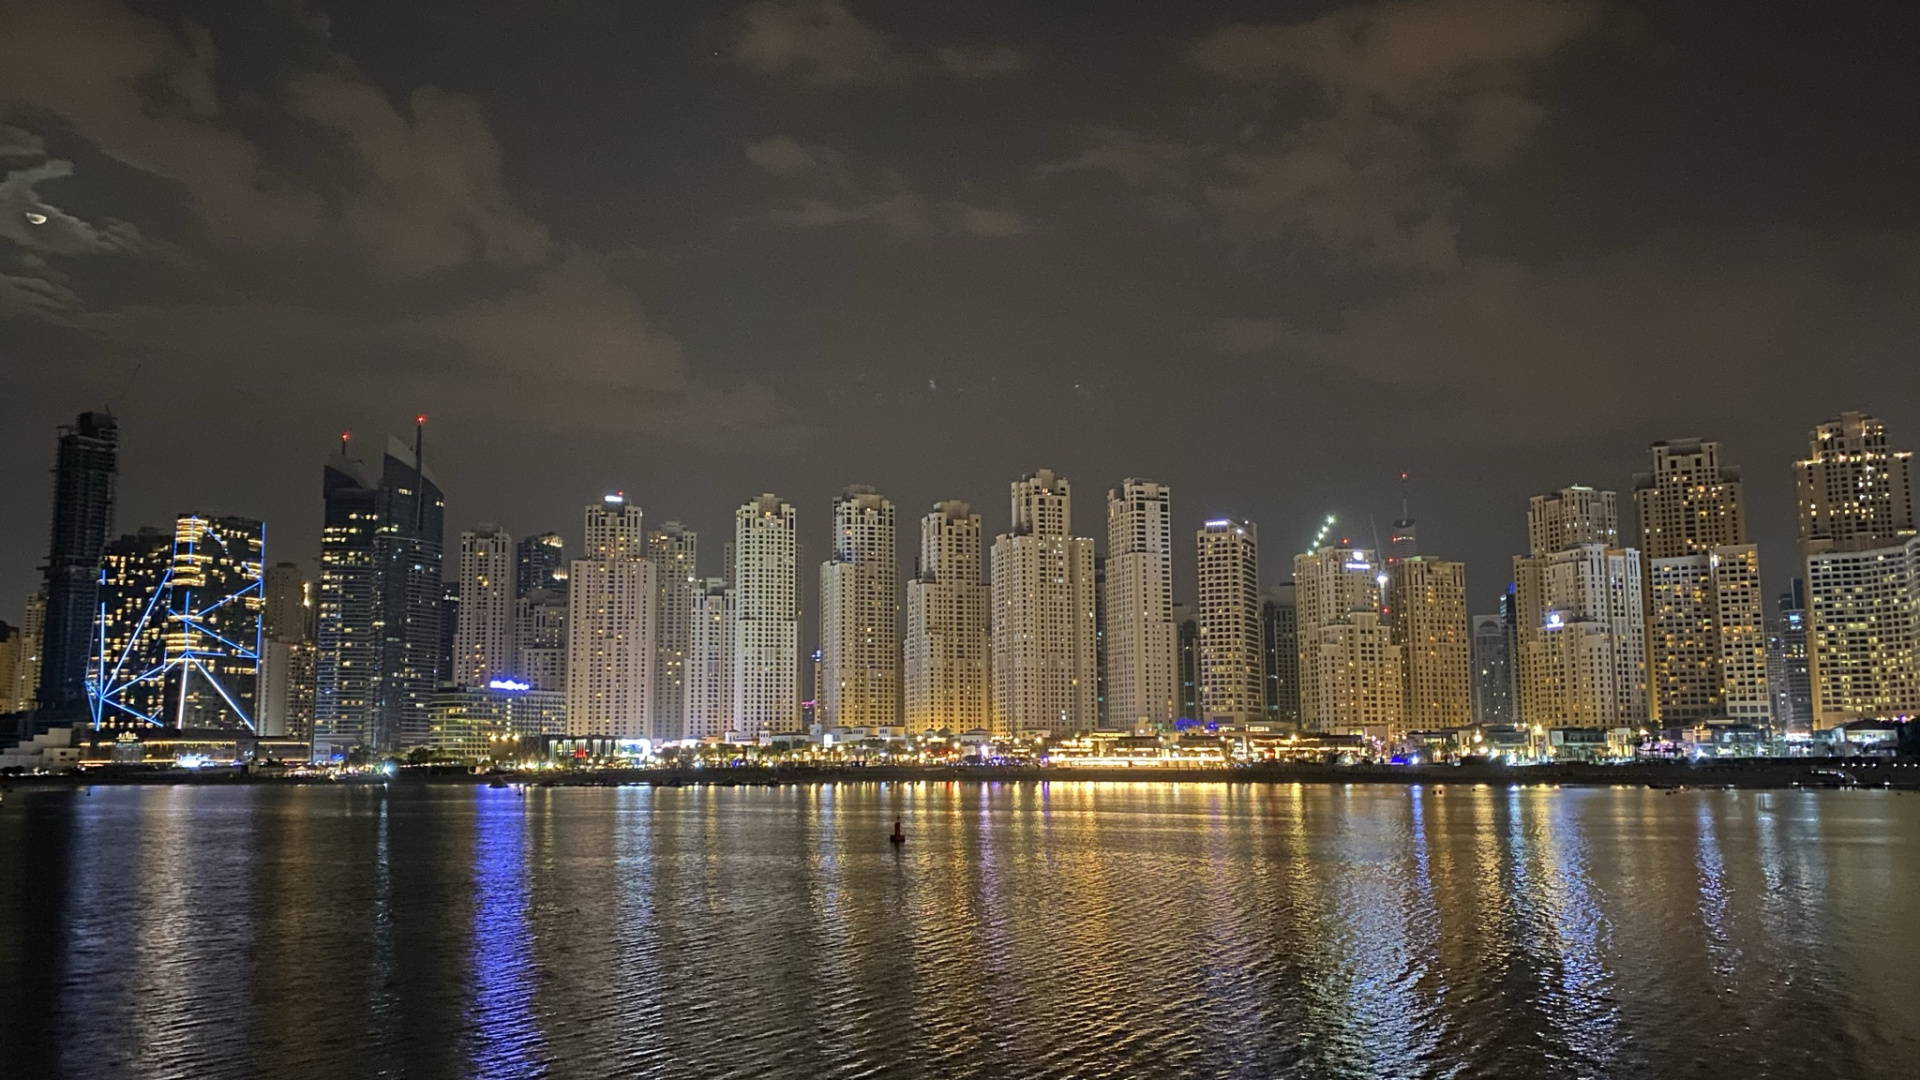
[7,759,1918,791]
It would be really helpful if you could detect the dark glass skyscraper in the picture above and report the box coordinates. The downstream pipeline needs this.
[1261,581,1298,726]
[516,532,566,595]
[37,411,119,719]
[1177,615,1199,724]
[313,433,445,756]
[1768,579,1813,733]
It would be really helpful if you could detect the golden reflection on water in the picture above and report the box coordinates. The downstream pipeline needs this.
[2,781,1918,1080]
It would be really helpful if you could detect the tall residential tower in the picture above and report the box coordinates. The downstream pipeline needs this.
[905,502,990,733]
[1196,519,1263,723]
[734,495,798,736]
[1103,481,1176,729]
[819,487,898,730]
[990,471,1097,735]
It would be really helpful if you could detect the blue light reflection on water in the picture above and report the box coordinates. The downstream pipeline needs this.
[466,788,545,1080]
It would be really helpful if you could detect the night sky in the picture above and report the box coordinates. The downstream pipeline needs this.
[3,0,1917,626]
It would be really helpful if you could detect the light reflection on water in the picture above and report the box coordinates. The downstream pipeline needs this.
[1,781,1916,1080]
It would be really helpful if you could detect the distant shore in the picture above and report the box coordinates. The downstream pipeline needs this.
[8,759,1919,791]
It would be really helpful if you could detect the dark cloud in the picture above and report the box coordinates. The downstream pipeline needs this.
[0,124,46,158]
[1033,0,1601,269]
[2,0,1916,628]
[749,136,1026,239]
[0,0,765,449]
[285,69,553,275]
[1215,230,1920,434]
[0,160,147,257]
[0,0,327,243]
[732,0,1026,85]
[745,135,853,186]
[733,0,916,84]
[936,45,1029,79]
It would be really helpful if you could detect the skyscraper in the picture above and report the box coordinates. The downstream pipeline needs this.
[1176,607,1199,723]
[37,411,118,718]
[514,589,568,692]
[648,522,697,742]
[379,433,446,750]
[454,524,515,688]
[516,531,567,595]
[1293,545,1384,732]
[1196,519,1262,723]
[87,516,265,732]
[1795,414,1920,727]
[1471,612,1513,725]
[1261,582,1298,726]
[819,486,898,729]
[567,494,656,739]
[1794,412,1916,555]
[89,527,172,729]
[1309,611,1404,740]
[1512,487,1648,728]
[312,431,446,755]
[904,501,990,733]
[685,578,734,740]
[258,562,316,741]
[1093,555,1108,729]
[990,471,1098,736]
[1635,440,1770,727]
[734,494,798,736]
[1634,439,1747,554]
[1765,580,1812,733]
[0,623,22,716]
[12,593,44,720]
[1104,480,1176,730]
[1388,556,1471,731]
[1804,539,1920,726]
[314,443,379,755]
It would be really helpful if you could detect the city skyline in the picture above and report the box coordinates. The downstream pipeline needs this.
[5,5,1920,1076]
[9,407,1919,740]
[16,411,1908,639]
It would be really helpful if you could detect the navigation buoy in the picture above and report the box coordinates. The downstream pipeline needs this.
[890,817,905,845]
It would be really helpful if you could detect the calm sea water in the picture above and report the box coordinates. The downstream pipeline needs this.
[1,781,1915,1079]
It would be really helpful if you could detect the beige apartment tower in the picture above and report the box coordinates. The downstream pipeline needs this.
[819,486,898,729]
[1794,412,1916,555]
[734,494,798,736]
[1795,413,1920,725]
[1104,480,1177,729]
[905,501,990,733]
[684,578,734,740]
[454,524,515,688]
[1293,545,1384,732]
[1512,487,1647,728]
[1634,440,1771,726]
[1309,611,1405,740]
[1387,556,1471,731]
[990,470,1098,736]
[1196,519,1263,723]
[566,495,657,738]
[648,523,697,742]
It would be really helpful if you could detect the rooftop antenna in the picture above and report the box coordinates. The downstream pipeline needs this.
[1400,470,1411,523]
[413,414,426,532]
[339,431,351,458]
